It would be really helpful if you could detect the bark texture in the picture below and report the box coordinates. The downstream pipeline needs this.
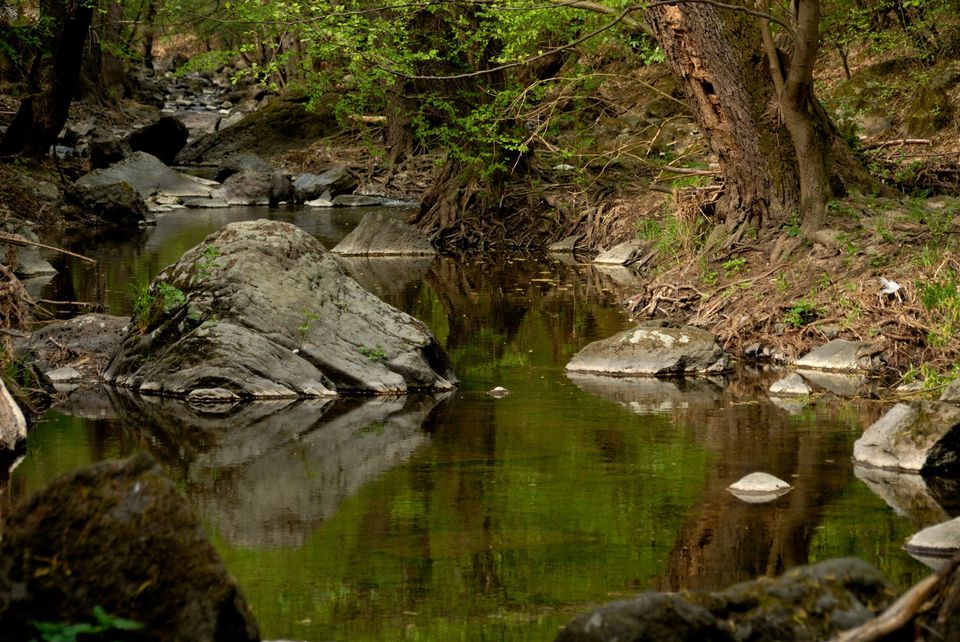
[646,3,800,233]
[0,0,93,158]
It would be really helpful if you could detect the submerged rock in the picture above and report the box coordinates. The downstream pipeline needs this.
[555,558,893,642]
[0,453,260,641]
[566,321,729,377]
[104,220,457,397]
[853,401,960,473]
[332,212,435,256]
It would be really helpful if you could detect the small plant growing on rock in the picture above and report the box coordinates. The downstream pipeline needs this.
[358,344,388,362]
[297,311,318,350]
[131,281,187,332]
[192,245,220,283]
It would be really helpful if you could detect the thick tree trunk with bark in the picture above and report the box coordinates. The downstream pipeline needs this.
[645,0,864,251]
[646,3,801,236]
[0,0,93,158]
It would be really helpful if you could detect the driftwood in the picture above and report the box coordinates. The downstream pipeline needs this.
[831,557,960,642]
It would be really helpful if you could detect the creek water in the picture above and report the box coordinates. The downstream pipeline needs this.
[4,206,939,641]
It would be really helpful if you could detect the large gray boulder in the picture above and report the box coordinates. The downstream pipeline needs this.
[566,321,729,377]
[218,169,294,206]
[853,401,960,472]
[332,212,435,256]
[76,151,215,200]
[293,166,358,201]
[0,379,27,454]
[556,558,892,642]
[104,220,457,397]
[0,453,259,641]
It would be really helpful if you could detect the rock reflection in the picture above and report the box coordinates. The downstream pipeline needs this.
[105,390,447,548]
[854,465,959,527]
[335,255,434,297]
[566,373,725,415]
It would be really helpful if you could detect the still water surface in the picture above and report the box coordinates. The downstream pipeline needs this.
[5,206,942,640]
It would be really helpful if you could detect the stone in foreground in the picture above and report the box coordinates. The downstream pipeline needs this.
[104,220,457,397]
[794,339,883,373]
[555,558,892,642]
[727,472,792,503]
[941,379,960,403]
[332,212,435,256]
[566,321,729,377]
[853,401,960,472]
[0,453,259,641]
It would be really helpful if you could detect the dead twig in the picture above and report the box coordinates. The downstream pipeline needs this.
[0,233,96,264]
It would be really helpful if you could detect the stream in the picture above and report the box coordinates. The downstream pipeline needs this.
[3,206,937,641]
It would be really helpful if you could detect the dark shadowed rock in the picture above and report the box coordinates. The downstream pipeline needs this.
[176,95,340,165]
[555,558,893,642]
[104,220,457,397]
[332,212,435,256]
[89,126,130,169]
[0,453,259,641]
[69,180,151,228]
[566,321,730,377]
[219,169,293,206]
[853,401,960,472]
[214,152,273,183]
[127,116,189,165]
[293,166,358,201]
[16,314,128,381]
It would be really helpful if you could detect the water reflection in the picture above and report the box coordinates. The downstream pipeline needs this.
[855,465,960,527]
[9,207,938,640]
[105,390,448,548]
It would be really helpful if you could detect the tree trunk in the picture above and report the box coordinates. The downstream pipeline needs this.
[0,0,93,158]
[646,3,801,237]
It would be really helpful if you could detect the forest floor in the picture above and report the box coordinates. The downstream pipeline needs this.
[278,44,960,388]
[2,41,959,391]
